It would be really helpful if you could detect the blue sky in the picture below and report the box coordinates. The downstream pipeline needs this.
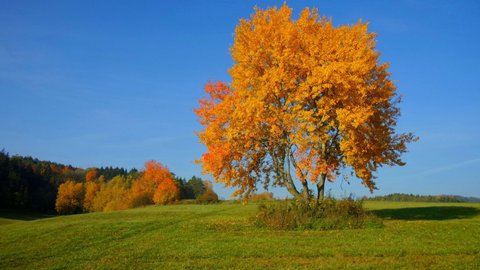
[1,1,479,199]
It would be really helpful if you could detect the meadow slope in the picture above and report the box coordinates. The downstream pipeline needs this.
[1,201,479,269]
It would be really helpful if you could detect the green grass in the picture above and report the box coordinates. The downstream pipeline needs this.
[1,201,479,269]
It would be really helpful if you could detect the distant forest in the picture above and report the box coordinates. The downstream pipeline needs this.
[0,150,210,213]
[2,150,478,214]
[365,193,480,203]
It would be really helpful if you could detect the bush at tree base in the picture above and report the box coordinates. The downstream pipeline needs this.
[255,197,383,230]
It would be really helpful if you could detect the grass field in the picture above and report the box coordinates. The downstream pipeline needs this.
[1,201,479,269]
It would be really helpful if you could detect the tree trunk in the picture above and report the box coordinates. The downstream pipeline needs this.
[283,173,311,204]
[316,173,327,204]
[301,180,311,204]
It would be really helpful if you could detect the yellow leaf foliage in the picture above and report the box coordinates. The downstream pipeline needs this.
[92,175,130,212]
[83,181,99,212]
[55,180,84,215]
[195,4,416,201]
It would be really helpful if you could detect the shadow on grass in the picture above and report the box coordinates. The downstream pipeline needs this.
[372,206,480,221]
[0,209,54,221]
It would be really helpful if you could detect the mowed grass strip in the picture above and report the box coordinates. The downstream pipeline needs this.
[1,201,479,269]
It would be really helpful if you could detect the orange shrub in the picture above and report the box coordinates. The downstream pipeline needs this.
[55,180,84,215]
[128,160,173,207]
[83,181,99,212]
[85,169,97,182]
[153,177,180,205]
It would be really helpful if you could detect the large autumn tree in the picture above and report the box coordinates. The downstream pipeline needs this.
[195,4,416,204]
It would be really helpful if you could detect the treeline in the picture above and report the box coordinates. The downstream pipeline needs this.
[365,193,467,202]
[0,150,218,214]
[0,150,78,212]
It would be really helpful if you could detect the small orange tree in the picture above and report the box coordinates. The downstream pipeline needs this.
[83,169,99,212]
[83,181,99,212]
[195,4,416,204]
[153,178,180,205]
[85,169,97,182]
[92,175,130,212]
[55,180,84,214]
[129,160,178,206]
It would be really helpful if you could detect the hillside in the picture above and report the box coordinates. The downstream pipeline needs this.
[1,201,480,269]
[365,193,480,202]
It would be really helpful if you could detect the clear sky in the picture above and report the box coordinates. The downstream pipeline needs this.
[1,0,479,199]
